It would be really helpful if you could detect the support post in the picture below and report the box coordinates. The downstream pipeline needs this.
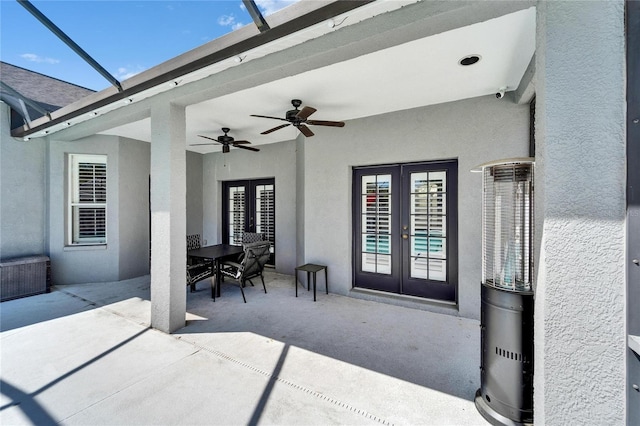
[534,1,626,423]
[150,103,186,333]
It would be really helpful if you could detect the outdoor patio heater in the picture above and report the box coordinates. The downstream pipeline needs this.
[473,158,535,426]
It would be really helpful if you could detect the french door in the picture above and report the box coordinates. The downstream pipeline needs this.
[353,161,457,301]
[222,178,275,265]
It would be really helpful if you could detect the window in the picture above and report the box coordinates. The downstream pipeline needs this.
[68,154,107,245]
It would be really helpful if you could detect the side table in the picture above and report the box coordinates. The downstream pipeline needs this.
[295,263,328,302]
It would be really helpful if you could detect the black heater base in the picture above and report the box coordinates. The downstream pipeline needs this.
[476,284,534,425]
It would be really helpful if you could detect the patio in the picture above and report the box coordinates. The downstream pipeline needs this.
[1,272,486,425]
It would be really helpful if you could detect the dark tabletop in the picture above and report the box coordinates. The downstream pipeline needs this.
[295,263,326,273]
[188,244,243,260]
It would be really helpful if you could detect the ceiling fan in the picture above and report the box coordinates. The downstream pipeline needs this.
[191,128,259,153]
[251,99,345,137]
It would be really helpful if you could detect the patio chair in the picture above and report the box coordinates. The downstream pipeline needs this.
[226,232,266,265]
[187,234,202,251]
[187,262,213,293]
[219,240,271,303]
[242,232,265,246]
[186,234,212,292]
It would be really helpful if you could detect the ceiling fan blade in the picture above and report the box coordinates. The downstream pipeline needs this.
[190,143,221,146]
[198,135,221,142]
[231,140,251,145]
[298,124,314,137]
[250,114,288,122]
[306,120,345,127]
[261,123,291,134]
[236,144,260,152]
[296,106,317,120]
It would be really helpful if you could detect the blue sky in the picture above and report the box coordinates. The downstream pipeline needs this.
[0,0,298,91]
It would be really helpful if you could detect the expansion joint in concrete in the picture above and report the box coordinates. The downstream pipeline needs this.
[179,337,394,426]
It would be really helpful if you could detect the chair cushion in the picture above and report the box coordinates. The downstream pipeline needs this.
[242,233,264,245]
[187,263,212,284]
[187,234,202,251]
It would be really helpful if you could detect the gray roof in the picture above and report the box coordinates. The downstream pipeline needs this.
[0,61,94,126]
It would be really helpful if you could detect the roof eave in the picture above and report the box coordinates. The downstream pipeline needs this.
[11,0,374,139]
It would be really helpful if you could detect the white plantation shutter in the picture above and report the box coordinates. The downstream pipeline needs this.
[69,155,107,244]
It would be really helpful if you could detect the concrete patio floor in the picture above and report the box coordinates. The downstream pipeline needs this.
[1,271,488,425]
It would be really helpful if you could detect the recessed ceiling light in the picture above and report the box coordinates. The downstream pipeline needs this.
[459,55,481,66]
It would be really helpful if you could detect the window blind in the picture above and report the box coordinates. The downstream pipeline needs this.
[69,155,107,244]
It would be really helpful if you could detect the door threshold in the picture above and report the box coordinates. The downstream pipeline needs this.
[349,287,458,315]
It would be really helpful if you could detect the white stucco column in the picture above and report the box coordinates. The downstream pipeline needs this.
[150,103,186,333]
[535,1,626,423]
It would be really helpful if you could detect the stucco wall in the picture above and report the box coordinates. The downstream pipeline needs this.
[48,135,156,284]
[0,102,47,259]
[118,137,150,280]
[534,1,626,422]
[48,134,121,284]
[295,133,306,268]
[186,150,203,237]
[202,139,297,274]
[302,95,530,319]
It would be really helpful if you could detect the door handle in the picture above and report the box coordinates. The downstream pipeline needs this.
[402,234,408,240]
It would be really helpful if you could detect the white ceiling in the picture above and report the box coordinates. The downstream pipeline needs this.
[100,7,536,153]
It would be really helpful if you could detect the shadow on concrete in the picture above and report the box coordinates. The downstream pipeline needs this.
[0,380,57,426]
[181,273,480,401]
[0,276,151,333]
[0,328,149,423]
[1,272,479,407]
[248,343,290,426]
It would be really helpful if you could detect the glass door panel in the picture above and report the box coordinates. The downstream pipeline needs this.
[408,170,447,281]
[354,167,401,292]
[402,162,457,300]
[228,186,246,245]
[255,183,275,256]
[360,174,392,275]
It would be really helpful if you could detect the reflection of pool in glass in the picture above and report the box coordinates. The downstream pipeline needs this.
[365,233,444,256]
[364,235,390,254]
[414,232,443,256]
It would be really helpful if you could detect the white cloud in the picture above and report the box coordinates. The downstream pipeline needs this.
[20,53,60,64]
[114,66,145,81]
[218,14,245,30]
[254,0,298,16]
[217,15,236,26]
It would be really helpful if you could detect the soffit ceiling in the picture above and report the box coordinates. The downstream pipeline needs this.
[99,6,536,153]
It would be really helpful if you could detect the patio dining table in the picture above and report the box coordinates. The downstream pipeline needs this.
[187,244,244,299]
